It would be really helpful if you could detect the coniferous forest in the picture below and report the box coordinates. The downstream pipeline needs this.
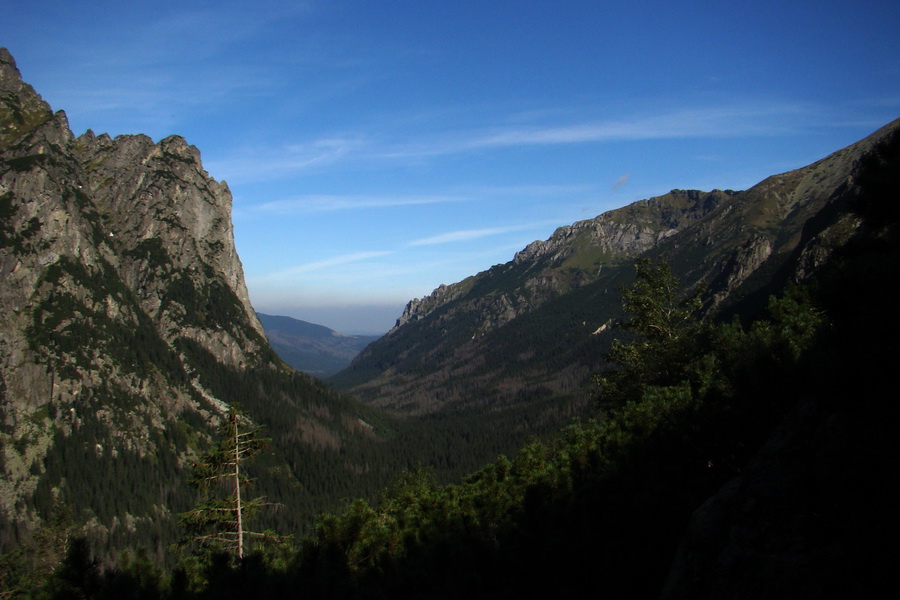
[3,134,898,598]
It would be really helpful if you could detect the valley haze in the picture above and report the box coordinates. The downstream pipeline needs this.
[2,1,898,332]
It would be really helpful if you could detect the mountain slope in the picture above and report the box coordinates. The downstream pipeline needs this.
[0,48,390,558]
[257,312,378,377]
[334,119,900,430]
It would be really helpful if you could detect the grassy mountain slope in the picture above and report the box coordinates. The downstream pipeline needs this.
[336,119,898,409]
[329,118,899,481]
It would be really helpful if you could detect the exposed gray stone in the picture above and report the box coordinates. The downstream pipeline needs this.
[0,47,269,525]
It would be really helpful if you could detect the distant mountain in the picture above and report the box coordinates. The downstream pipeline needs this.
[334,119,900,444]
[0,48,394,558]
[257,312,379,376]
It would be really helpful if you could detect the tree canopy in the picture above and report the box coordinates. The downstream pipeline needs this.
[595,257,705,406]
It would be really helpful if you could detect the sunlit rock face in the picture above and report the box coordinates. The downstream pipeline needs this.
[0,47,270,545]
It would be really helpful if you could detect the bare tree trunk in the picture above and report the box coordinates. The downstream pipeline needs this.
[233,413,244,560]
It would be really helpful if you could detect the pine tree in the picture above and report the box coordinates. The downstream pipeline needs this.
[180,409,276,561]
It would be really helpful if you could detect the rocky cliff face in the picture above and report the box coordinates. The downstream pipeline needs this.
[0,46,272,541]
[513,188,730,265]
[0,48,380,555]
[76,129,265,366]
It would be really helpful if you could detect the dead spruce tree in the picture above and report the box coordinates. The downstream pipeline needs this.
[180,409,277,561]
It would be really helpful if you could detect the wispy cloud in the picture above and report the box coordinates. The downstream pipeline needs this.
[251,251,394,283]
[30,3,356,142]
[612,173,630,190]
[257,193,468,214]
[53,66,272,112]
[254,184,595,214]
[458,183,598,197]
[379,102,817,159]
[208,100,822,184]
[202,99,825,184]
[207,138,365,183]
[485,104,810,145]
[407,222,558,247]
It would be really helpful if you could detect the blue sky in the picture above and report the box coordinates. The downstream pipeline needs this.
[3,1,898,333]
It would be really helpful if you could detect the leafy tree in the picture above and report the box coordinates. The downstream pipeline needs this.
[179,410,279,562]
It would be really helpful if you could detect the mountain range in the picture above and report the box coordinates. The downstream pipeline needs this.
[333,118,897,430]
[2,44,899,595]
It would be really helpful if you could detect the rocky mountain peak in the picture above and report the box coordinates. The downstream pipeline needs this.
[514,189,730,267]
[390,282,469,334]
[1,50,55,151]
[0,47,271,536]
[0,46,30,93]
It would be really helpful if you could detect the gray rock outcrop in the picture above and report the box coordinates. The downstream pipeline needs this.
[0,47,269,533]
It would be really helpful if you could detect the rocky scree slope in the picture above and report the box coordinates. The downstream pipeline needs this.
[0,48,380,556]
